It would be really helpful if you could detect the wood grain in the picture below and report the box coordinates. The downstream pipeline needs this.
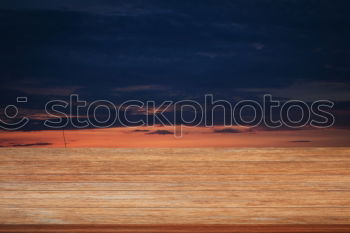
[1,224,350,233]
[1,160,350,175]
[0,148,349,229]
[1,190,350,208]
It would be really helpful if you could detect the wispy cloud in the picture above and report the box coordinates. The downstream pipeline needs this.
[114,85,168,93]
[196,52,236,59]
[239,81,350,102]
[252,42,265,50]
[0,108,88,121]
[11,86,81,96]
[0,1,175,17]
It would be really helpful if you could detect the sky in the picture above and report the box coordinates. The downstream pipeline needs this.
[0,0,350,147]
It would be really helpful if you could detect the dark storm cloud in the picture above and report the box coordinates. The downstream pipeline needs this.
[11,142,52,147]
[0,0,174,16]
[133,129,150,133]
[1,0,350,129]
[213,128,243,134]
[2,1,349,89]
[147,130,173,135]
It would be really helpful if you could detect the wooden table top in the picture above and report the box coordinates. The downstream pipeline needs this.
[0,148,349,232]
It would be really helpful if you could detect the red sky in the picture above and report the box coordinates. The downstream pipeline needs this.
[1,126,349,148]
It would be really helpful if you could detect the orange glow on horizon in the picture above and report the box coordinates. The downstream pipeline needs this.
[0,126,349,148]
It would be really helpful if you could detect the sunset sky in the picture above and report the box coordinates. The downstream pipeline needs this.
[1,0,350,147]
[1,126,350,148]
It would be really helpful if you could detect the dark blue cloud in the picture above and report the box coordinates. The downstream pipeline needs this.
[133,129,150,132]
[1,0,350,129]
[10,142,52,147]
[213,128,243,134]
[147,130,173,135]
[289,140,312,143]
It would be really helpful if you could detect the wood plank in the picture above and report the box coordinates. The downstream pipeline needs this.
[1,148,350,226]
[1,191,349,208]
[2,174,350,183]
[1,160,349,175]
[1,224,350,233]
[1,180,350,191]
[2,174,350,191]
[1,207,350,224]
[1,148,350,161]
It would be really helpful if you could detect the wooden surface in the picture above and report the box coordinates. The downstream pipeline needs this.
[0,148,350,229]
[1,224,350,233]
